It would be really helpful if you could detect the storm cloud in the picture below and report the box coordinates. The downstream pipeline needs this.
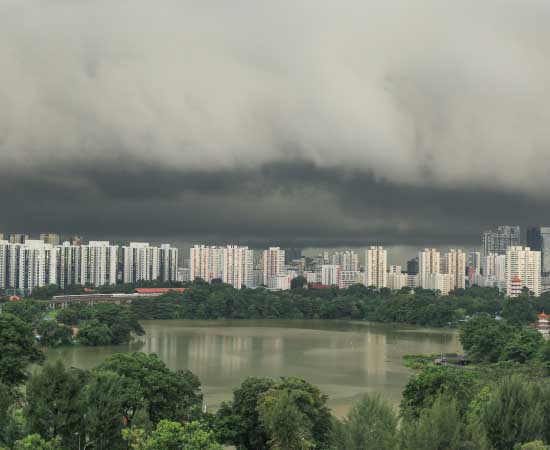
[1,0,550,246]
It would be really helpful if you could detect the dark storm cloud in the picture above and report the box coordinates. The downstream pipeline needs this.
[1,0,550,245]
[0,161,547,246]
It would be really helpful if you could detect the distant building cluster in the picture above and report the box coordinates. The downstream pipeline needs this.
[0,235,180,296]
[0,225,547,297]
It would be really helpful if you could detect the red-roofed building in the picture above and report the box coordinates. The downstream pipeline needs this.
[307,283,331,290]
[509,277,522,297]
[537,312,550,335]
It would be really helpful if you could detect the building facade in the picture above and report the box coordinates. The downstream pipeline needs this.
[189,245,224,282]
[443,249,466,290]
[365,246,387,288]
[505,246,541,297]
[263,247,286,286]
[159,244,179,282]
[80,241,118,287]
[527,227,550,275]
[56,242,82,289]
[331,251,359,272]
[122,242,160,284]
[321,265,341,287]
[222,245,254,289]
[482,226,521,256]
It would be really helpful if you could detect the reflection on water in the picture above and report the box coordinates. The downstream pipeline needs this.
[46,320,460,415]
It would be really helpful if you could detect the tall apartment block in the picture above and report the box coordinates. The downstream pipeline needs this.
[365,246,387,288]
[482,226,520,256]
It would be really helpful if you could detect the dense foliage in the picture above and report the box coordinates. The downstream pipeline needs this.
[127,284,515,326]
[5,289,550,449]
[0,314,44,386]
[0,300,144,347]
[459,315,547,364]
[11,282,550,329]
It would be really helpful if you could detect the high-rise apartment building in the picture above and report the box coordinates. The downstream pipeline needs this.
[505,246,541,297]
[321,264,341,286]
[331,251,359,272]
[122,242,160,284]
[283,248,302,264]
[266,274,291,290]
[443,249,466,290]
[407,257,419,276]
[222,245,254,289]
[0,240,10,289]
[56,241,82,289]
[527,227,550,274]
[80,241,118,287]
[388,272,409,290]
[421,273,452,295]
[9,234,28,244]
[189,245,224,282]
[365,246,387,288]
[263,247,286,286]
[467,251,481,275]
[339,271,361,289]
[482,226,521,256]
[418,248,441,291]
[40,233,60,246]
[388,265,402,274]
[0,240,58,294]
[159,244,179,282]
[418,248,440,275]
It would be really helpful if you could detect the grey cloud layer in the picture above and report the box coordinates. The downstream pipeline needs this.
[1,0,549,243]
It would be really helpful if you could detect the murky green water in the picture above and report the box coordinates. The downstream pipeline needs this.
[46,320,460,415]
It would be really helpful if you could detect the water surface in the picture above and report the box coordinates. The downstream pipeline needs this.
[47,320,460,415]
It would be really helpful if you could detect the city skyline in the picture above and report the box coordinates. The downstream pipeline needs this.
[0,226,545,297]
[0,224,547,266]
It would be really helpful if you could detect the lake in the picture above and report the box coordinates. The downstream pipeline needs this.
[46,320,461,415]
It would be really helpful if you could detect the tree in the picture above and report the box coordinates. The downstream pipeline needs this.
[36,320,72,347]
[124,420,222,450]
[1,301,45,324]
[501,298,537,326]
[478,376,544,450]
[291,276,306,290]
[30,285,61,300]
[459,315,516,363]
[96,352,202,424]
[282,378,332,450]
[84,304,144,344]
[400,366,478,418]
[259,389,313,450]
[55,307,81,326]
[335,394,398,450]
[216,377,332,450]
[500,328,543,363]
[85,371,127,450]
[24,360,85,448]
[0,382,22,447]
[216,377,276,450]
[400,396,465,450]
[13,435,63,450]
[0,313,44,386]
[77,320,112,346]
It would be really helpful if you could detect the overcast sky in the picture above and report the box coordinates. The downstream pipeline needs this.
[1,0,550,247]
